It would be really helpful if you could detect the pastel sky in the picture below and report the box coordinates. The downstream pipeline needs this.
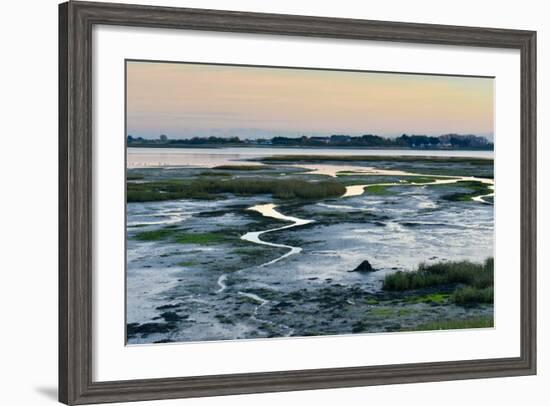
[126,61,494,139]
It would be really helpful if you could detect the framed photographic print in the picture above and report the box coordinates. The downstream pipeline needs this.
[59,1,536,404]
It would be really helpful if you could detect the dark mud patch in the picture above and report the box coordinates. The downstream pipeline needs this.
[127,322,178,339]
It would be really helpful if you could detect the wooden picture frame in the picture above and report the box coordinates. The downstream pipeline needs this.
[59,1,536,404]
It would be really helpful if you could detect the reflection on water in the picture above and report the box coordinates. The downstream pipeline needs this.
[127,147,493,168]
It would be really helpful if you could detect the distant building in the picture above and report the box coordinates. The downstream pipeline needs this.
[310,136,330,144]
[330,135,351,143]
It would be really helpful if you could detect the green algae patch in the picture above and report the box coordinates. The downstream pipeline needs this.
[406,316,494,331]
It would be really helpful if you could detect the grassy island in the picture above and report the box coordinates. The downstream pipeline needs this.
[383,258,494,306]
[127,177,346,202]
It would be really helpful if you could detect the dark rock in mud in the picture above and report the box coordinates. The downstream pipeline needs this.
[215,314,234,324]
[156,303,181,310]
[401,222,423,227]
[194,210,232,218]
[274,300,292,309]
[349,260,376,273]
[160,311,188,322]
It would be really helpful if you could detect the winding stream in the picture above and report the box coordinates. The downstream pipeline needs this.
[216,203,314,296]
[215,203,313,334]
[344,176,494,200]
[241,203,314,266]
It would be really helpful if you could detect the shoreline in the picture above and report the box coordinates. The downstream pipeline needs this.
[127,144,494,152]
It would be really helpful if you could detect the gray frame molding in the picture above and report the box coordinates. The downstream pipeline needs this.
[59,1,536,404]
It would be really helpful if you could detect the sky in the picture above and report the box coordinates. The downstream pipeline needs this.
[126,61,494,140]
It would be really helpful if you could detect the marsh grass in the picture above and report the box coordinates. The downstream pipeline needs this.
[451,286,494,305]
[173,232,228,245]
[133,227,231,245]
[435,180,493,202]
[407,316,494,331]
[366,185,396,195]
[384,258,493,291]
[404,293,450,305]
[383,259,493,306]
[404,176,447,184]
[127,177,346,202]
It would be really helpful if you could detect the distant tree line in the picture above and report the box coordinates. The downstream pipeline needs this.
[127,133,493,150]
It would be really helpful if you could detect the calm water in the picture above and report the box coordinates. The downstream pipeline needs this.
[127,147,493,168]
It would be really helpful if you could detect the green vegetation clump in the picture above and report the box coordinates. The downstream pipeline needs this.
[439,181,493,202]
[365,185,395,195]
[383,258,493,306]
[173,232,227,245]
[404,176,446,184]
[383,258,493,291]
[404,293,450,305]
[128,178,346,202]
[127,179,213,202]
[133,227,231,245]
[407,316,494,331]
[451,286,493,305]
[126,174,145,181]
